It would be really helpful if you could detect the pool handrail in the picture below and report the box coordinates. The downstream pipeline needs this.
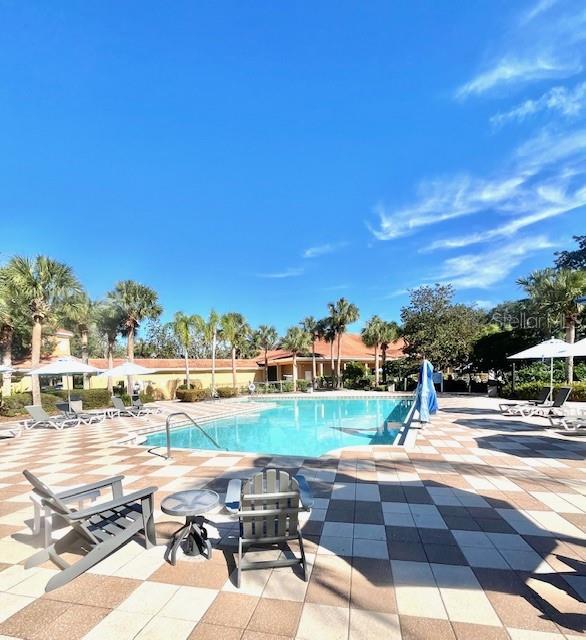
[164,412,225,459]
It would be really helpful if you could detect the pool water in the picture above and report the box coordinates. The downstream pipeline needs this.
[145,397,412,458]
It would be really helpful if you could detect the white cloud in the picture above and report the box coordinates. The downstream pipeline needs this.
[456,57,581,99]
[437,236,554,289]
[303,242,347,258]
[371,128,586,246]
[491,81,586,127]
[522,0,559,24]
[256,267,304,279]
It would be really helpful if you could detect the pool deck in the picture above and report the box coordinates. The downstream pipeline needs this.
[0,393,585,639]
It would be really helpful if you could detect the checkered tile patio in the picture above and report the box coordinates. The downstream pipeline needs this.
[0,395,584,639]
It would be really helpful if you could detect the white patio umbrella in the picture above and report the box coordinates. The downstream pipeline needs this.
[98,362,159,377]
[507,338,572,398]
[568,337,586,357]
[30,357,104,403]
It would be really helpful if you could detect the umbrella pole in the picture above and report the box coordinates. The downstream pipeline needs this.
[550,358,554,402]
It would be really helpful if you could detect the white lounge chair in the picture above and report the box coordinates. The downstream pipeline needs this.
[513,387,572,417]
[499,387,550,415]
[56,401,107,425]
[111,396,148,417]
[22,405,81,430]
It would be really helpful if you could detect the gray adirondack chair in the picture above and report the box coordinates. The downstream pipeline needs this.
[225,468,313,588]
[23,470,157,592]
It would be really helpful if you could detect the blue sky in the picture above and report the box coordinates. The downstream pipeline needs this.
[1,0,585,334]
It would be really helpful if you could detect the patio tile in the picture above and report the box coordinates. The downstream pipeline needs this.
[296,603,349,640]
[306,555,351,607]
[188,622,243,640]
[349,609,401,640]
[134,615,195,640]
[0,598,70,639]
[201,592,258,628]
[350,557,396,613]
[424,544,468,566]
[451,622,510,640]
[158,586,218,621]
[246,598,302,637]
[44,574,141,608]
[388,541,427,562]
[117,580,178,615]
[391,560,448,619]
[353,538,388,559]
[459,546,509,569]
[399,615,456,640]
[80,609,152,640]
[35,604,111,640]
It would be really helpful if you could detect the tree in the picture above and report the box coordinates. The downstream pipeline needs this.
[95,303,125,393]
[193,310,221,395]
[318,317,336,380]
[555,236,586,270]
[301,316,319,389]
[221,312,251,390]
[401,284,484,371]
[3,256,81,404]
[379,321,399,385]
[253,324,278,383]
[173,312,197,388]
[63,292,96,388]
[327,298,359,388]
[107,280,162,390]
[281,326,311,391]
[0,268,26,396]
[518,268,586,382]
[361,316,386,386]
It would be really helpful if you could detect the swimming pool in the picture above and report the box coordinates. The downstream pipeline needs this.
[144,397,413,458]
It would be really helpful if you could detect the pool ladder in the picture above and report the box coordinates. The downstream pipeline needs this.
[164,412,225,459]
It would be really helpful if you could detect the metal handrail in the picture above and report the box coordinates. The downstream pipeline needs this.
[164,411,225,459]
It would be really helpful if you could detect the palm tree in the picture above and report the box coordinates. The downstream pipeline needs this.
[361,315,385,386]
[254,325,278,384]
[301,316,319,389]
[220,312,251,390]
[317,317,336,380]
[327,297,360,388]
[0,268,21,396]
[173,312,196,388]
[95,303,124,393]
[107,280,162,390]
[380,321,400,385]
[281,326,311,392]
[3,256,81,404]
[64,292,96,388]
[518,268,586,383]
[194,310,221,396]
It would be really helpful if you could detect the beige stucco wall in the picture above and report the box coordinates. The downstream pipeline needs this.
[12,369,264,399]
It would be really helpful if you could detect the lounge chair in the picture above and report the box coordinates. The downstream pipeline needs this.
[111,396,148,417]
[515,387,572,417]
[499,387,550,415]
[131,397,161,415]
[23,470,157,592]
[225,468,313,588]
[548,410,586,432]
[56,401,107,425]
[22,405,81,430]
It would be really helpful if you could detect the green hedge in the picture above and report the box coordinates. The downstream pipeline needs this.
[176,388,209,402]
[0,393,60,417]
[501,381,586,402]
[48,389,112,409]
[216,387,239,398]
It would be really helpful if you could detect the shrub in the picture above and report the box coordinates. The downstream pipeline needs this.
[216,387,239,398]
[48,388,112,409]
[176,388,209,402]
[296,380,310,392]
[0,392,60,417]
[177,381,203,391]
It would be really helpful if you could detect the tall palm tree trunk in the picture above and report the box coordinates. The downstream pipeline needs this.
[31,317,42,406]
[184,350,191,388]
[381,346,387,385]
[374,344,380,386]
[1,325,13,397]
[264,349,269,384]
[292,352,298,392]
[336,334,342,388]
[231,346,237,390]
[81,329,89,389]
[211,330,217,397]
[566,317,576,384]
[127,326,135,394]
[330,341,334,379]
[311,338,316,389]
[107,339,114,394]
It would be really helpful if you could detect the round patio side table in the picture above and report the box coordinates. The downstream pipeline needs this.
[161,489,219,565]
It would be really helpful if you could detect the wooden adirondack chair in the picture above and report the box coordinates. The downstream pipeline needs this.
[225,468,313,588]
[23,470,157,592]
